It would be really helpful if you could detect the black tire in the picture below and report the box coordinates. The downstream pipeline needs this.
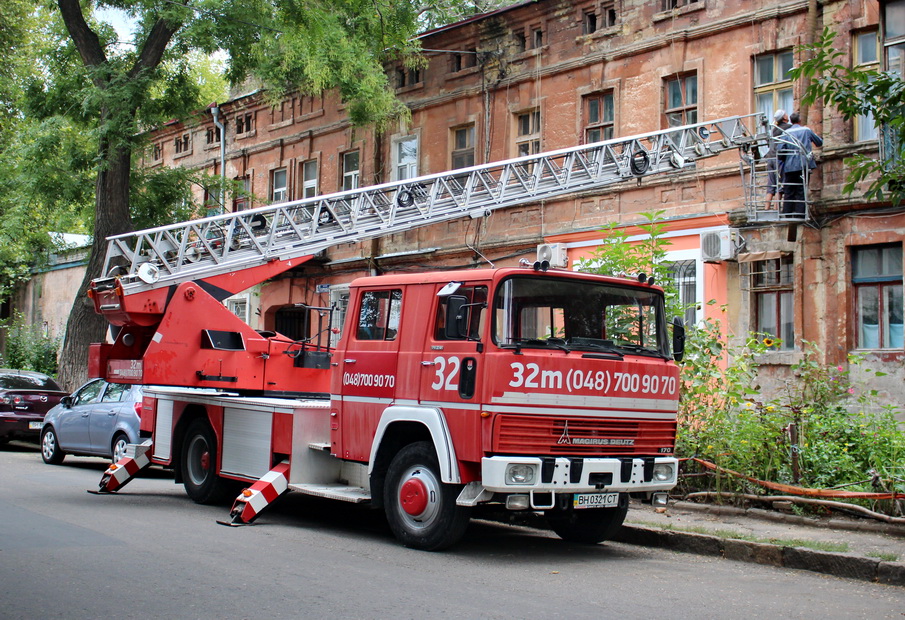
[547,494,629,544]
[383,441,470,551]
[41,426,66,465]
[111,433,129,463]
[180,419,232,504]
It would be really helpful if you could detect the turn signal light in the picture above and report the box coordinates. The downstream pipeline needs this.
[242,489,253,497]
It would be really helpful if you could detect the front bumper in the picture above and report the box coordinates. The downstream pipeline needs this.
[481,455,678,494]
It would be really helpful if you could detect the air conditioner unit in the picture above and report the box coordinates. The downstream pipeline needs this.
[537,243,568,268]
[701,230,738,263]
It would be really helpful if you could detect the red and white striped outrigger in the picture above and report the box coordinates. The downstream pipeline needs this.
[221,460,291,526]
[94,440,153,493]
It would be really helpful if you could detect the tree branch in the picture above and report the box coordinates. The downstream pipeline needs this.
[56,0,107,83]
[129,17,183,81]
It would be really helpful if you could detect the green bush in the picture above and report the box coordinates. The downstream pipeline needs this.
[579,212,905,513]
[0,312,61,376]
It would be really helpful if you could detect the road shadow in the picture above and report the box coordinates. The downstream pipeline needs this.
[250,491,636,562]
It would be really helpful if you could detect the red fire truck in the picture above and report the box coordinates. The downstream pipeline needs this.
[78,115,771,549]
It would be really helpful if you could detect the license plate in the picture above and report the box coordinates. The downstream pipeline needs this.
[28,421,42,430]
[573,492,619,509]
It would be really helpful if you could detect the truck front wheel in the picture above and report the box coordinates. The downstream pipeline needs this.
[181,419,232,504]
[546,494,629,544]
[384,441,470,551]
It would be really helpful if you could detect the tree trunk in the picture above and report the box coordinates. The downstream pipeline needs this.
[57,143,133,390]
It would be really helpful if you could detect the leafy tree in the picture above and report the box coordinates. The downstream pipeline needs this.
[791,28,905,206]
[43,0,457,388]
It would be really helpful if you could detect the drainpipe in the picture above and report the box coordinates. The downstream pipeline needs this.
[211,104,226,214]
[800,0,819,125]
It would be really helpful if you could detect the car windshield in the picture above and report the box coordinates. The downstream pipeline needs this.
[492,275,669,357]
[0,372,62,390]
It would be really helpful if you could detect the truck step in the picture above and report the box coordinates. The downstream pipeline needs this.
[308,442,331,452]
[289,483,371,504]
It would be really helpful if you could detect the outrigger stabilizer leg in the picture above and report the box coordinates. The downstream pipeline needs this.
[219,460,290,526]
[89,440,153,494]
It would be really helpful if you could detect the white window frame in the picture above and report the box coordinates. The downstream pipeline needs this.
[342,151,360,191]
[271,168,287,203]
[393,135,419,181]
[226,295,250,323]
[302,160,318,198]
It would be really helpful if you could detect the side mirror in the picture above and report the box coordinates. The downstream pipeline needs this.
[444,295,469,339]
[61,396,73,408]
[672,317,686,362]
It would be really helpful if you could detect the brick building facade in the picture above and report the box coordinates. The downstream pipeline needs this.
[142,0,904,413]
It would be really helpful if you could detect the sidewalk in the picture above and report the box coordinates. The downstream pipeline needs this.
[615,500,905,586]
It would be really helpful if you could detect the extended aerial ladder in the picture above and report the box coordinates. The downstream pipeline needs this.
[88,113,778,391]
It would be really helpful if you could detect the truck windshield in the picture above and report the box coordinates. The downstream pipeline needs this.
[492,275,669,357]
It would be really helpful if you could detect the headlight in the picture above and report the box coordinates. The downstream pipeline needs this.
[505,463,537,485]
[653,463,674,482]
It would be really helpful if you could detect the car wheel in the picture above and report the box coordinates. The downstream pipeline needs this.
[111,433,129,463]
[180,418,232,504]
[383,441,470,551]
[546,494,628,544]
[41,427,66,465]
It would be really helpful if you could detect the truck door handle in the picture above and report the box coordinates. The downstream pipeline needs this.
[421,361,437,366]
[344,359,357,364]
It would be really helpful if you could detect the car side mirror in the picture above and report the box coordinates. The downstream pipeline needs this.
[672,317,686,362]
[61,396,73,408]
[444,295,469,339]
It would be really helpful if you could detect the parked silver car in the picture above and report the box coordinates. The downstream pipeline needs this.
[41,379,143,465]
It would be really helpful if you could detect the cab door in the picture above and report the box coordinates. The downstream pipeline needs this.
[335,287,402,462]
[419,284,488,464]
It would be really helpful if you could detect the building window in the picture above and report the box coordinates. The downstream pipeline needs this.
[531,27,544,49]
[206,126,221,144]
[584,1,616,33]
[451,125,475,169]
[271,168,287,203]
[662,0,699,9]
[356,289,402,341]
[667,259,698,327]
[585,92,614,143]
[298,160,317,199]
[854,31,880,141]
[236,112,254,134]
[450,50,477,73]
[394,136,418,181]
[754,51,794,123]
[886,0,905,73]
[204,186,221,212]
[342,151,360,191]
[396,67,422,88]
[227,296,249,323]
[233,176,250,212]
[664,74,697,127]
[174,134,190,154]
[513,32,526,53]
[853,244,903,350]
[152,143,162,160]
[516,109,541,157]
[750,255,795,350]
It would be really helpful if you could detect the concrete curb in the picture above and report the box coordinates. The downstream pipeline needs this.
[613,524,905,586]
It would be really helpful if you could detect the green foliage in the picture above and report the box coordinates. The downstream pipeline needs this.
[791,28,905,206]
[577,210,685,318]
[0,312,61,376]
[581,211,905,513]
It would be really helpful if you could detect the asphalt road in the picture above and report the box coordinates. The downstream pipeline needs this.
[2,441,904,619]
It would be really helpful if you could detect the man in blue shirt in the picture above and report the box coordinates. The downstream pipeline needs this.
[780,112,823,216]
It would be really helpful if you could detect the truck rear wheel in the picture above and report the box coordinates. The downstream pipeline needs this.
[547,494,628,544]
[181,419,232,504]
[384,441,470,551]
